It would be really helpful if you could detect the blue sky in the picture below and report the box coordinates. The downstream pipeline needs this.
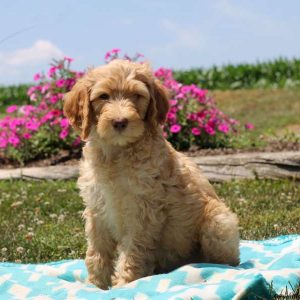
[0,0,299,84]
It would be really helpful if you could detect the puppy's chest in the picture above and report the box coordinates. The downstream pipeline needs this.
[102,158,161,194]
[96,161,163,239]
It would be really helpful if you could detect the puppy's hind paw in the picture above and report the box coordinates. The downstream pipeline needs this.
[111,273,130,289]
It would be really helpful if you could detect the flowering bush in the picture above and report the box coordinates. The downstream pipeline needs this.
[0,58,82,164]
[0,49,252,165]
[154,68,238,149]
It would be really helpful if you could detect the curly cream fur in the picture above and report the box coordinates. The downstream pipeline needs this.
[64,59,240,289]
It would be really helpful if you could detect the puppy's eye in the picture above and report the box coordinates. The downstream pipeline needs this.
[99,93,110,100]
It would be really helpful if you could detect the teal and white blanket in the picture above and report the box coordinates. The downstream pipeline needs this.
[0,235,299,299]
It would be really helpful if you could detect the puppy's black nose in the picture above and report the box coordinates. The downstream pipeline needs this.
[112,118,128,131]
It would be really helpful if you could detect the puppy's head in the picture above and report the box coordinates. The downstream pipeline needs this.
[63,60,169,146]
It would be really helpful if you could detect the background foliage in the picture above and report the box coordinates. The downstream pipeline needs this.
[1,50,248,164]
[1,57,300,110]
[174,57,300,89]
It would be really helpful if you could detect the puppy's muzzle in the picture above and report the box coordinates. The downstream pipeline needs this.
[112,118,128,132]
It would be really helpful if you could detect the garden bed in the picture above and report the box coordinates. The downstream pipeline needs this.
[0,149,81,169]
[1,54,299,170]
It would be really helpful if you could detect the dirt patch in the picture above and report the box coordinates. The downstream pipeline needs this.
[275,124,300,138]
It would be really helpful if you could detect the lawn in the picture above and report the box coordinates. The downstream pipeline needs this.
[213,88,300,149]
[0,179,299,263]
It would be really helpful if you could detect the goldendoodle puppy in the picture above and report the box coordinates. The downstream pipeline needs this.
[63,59,240,289]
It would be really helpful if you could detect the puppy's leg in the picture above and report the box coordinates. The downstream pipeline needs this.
[198,197,240,266]
[84,208,116,289]
[112,206,165,287]
[112,238,157,288]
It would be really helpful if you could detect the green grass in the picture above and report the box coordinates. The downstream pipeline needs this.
[212,88,300,149]
[0,180,85,263]
[214,179,300,240]
[0,84,31,117]
[0,179,299,263]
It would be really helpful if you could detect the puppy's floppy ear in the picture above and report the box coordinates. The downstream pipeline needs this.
[63,81,93,140]
[147,79,170,125]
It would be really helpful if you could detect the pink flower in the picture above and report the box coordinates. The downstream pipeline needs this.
[111,48,120,54]
[64,56,74,63]
[25,120,39,131]
[230,118,239,125]
[181,86,191,94]
[9,118,24,131]
[187,113,197,121]
[66,78,75,89]
[72,136,82,146]
[167,112,177,122]
[8,136,20,147]
[51,119,60,126]
[6,105,18,114]
[104,52,111,61]
[204,125,215,136]
[49,95,59,104]
[33,73,41,81]
[0,137,8,148]
[105,48,121,61]
[218,123,230,134]
[41,83,50,94]
[56,79,65,88]
[169,106,178,113]
[50,110,61,117]
[245,123,255,130]
[57,93,64,100]
[60,118,69,128]
[0,119,8,128]
[136,52,144,57]
[169,99,178,107]
[191,127,201,136]
[38,102,48,110]
[48,66,57,77]
[175,93,184,99]
[170,124,182,133]
[23,133,32,139]
[75,71,84,79]
[27,86,36,96]
[59,129,69,139]
[40,110,56,123]
[29,93,37,101]
[20,105,36,116]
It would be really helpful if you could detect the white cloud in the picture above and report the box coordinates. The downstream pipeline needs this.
[0,40,64,84]
[0,40,63,66]
[161,19,204,50]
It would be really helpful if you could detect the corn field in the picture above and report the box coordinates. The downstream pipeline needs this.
[174,58,300,90]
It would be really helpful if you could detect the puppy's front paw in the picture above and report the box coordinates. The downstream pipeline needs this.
[88,274,110,290]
